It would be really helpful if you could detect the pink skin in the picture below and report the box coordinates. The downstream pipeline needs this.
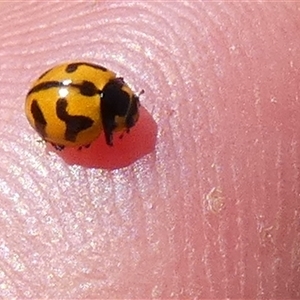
[0,1,299,298]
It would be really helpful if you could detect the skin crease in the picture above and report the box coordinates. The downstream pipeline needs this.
[0,1,300,298]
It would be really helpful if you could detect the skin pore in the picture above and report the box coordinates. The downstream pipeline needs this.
[0,2,299,298]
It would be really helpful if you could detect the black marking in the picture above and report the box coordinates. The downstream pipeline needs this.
[80,81,98,96]
[66,62,108,73]
[30,62,108,94]
[72,80,99,96]
[100,78,139,146]
[27,81,64,96]
[56,98,94,142]
[31,100,47,138]
[28,80,100,97]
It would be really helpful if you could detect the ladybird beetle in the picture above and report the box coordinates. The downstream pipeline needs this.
[25,62,141,150]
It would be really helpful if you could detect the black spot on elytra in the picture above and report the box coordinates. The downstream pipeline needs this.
[27,81,63,96]
[28,80,99,97]
[74,80,98,96]
[31,100,47,138]
[56,98,94,142]
[66,62,108,73]
[101,78,138,146]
